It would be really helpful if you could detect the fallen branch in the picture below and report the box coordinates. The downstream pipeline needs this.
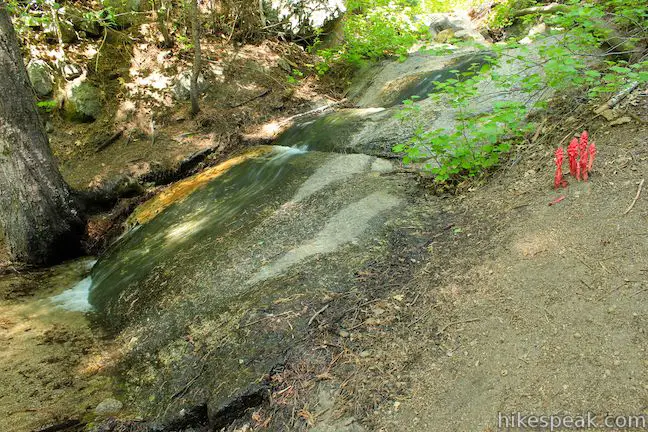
[240,311,293,328]
[95,129,124,152]
[436,318,481,336]
[595,81,639,114]
[623,179,644,215]
[512,3,568,17]
[229,88,271,108]
[308,304,329,326]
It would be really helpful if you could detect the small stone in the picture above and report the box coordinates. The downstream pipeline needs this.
[610,116,632,126]
[600,109,616,121]
[61,63,83,80]
[339,330,350,338]
[574,333,582,339]
[359,350,371,358]
[172,71,208,101]
[434,28,455,43]
[94,398,123,415]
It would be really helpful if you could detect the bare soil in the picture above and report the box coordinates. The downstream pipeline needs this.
[363,94,648,430]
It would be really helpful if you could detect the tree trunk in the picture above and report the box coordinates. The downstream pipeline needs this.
[0,5,85,265]
[190,0,202,116]
[153,0,174,48]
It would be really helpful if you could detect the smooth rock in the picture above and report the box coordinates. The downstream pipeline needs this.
[94,398,123,415]
[434,28,455,43]
[27,60,54,97]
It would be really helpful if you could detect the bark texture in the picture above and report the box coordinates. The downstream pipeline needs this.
[0,5,85,265]
[190,0,201,116]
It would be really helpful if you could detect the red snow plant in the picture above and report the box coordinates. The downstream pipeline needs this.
[555,130,596,189]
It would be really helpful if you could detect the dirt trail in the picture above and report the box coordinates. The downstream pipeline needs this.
[374,110,648,431]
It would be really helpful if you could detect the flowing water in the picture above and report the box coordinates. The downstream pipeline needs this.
[0,45,551,429]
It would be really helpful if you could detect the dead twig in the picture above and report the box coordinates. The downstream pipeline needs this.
[623,179,644,215]
[595,81,640,114]
[95,129,124,152]
[436,318,481,336]
[308,304,329,327]
[241,310,293,328]
[229,88,271,108]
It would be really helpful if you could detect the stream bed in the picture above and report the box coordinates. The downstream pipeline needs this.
[0,42,551,431]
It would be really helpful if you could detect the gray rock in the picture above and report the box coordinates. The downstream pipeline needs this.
[43,18,77,43]
[454,29,486,43]
[61,62,83,80]
[426,12,484,43]
[172,71,207,101]
[64,79,102,122]
[27,60,54,97]
[427,12,468,34]
[94,398,123,415]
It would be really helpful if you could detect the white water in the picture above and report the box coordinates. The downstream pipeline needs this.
[50,260,97,312]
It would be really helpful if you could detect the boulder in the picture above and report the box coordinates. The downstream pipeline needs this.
[27,60,54,97]
[434,28,455,43]
[62,6,103,36]
[172,71,207,101]
[43,18,77,43]
[64,79,102,122]
[426,12,485,43]
[265,0,345,36]
[101,0,144,27]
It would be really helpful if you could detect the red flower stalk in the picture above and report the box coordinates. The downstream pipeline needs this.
[567,138,579,178]
[554,147,565,189]
[587,141,596,172]
[579,131,589,181]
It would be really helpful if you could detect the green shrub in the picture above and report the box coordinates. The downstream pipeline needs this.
[393,0,648,185]
[314,0,475,73]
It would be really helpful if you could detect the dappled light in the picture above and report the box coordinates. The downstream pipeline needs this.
[1,0,646,430]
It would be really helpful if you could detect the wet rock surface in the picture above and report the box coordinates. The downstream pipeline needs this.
[77,146,412,424]
[36,39,559,430]
[275,39,555,157]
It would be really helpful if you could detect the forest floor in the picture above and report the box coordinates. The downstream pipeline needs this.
[1,15,648,430]
[354,92,648,431]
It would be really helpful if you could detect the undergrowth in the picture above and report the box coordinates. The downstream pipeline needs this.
[312,0,474,74]
[390,0,648,186]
